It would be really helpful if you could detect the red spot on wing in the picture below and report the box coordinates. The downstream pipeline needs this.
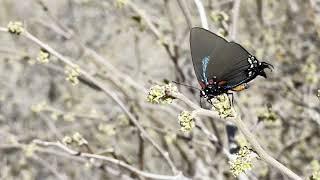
[198,81,206,89]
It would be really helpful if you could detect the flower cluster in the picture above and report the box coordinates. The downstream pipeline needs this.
[257,106,281,126]
[178,111,195,132]
[115,0,128,8]
[98,123,116,136]
[311,160,320,180]
[62,132,88,146]
[146,84,177,104]
[301,56,318,85]
[7,21,24,35]
[212,94,234,118]
[30,101,47,113]
[36,49,50,64]
[210,11,229,37]
[229,146,256,177]
[211,11,229,23]
[23,143,37,157]
[65,65,81,86]
[63,113,75,122]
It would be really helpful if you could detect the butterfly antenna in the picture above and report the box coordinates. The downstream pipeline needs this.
[172,81,201,91]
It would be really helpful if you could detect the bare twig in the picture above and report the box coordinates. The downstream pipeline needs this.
[194,0,209,29]
[33,140,187,180]
[0,27,179,175]
[230,0,241,41]
[169,92,303,180]
[177,0,193,28]
[230,117,302,180]
[125,1,185,81]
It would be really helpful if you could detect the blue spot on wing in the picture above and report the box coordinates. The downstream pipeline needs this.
[202,56,210,84]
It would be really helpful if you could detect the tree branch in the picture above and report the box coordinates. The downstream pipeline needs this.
[194,0,209,29]
[0,27,179,175]
[170,92,303,180]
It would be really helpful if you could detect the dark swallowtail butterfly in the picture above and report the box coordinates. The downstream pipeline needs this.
[190,27,273,104]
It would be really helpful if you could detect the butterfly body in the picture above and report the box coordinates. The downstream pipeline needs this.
[190,27,273,104]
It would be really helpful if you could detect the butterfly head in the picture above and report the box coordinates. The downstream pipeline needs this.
[258,62,273,78]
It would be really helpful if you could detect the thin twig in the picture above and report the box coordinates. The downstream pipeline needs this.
[170,92,303,180]
[194,0,209,29]
[230,0,241,41]
[230,117,302,180]
[126,1,185,81]
[0,27,179,175]
[33,140,186,180]
[177,0,193,28]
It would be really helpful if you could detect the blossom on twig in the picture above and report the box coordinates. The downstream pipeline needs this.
[7,21,24,35]
[147,84,177,104]
[36,49,50,64]
[211,94,235,118]
[65,65,81,86]
[178,111,195,132]
[311,160,320,180]
[229,146,257,177]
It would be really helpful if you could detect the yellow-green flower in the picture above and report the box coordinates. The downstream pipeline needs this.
[62,136,73,145]
[63,113,75,122]
[212,94,234,118]
[115,0,128,8]
[7,21,24,35]
[164,133,177,144]
[36,49,50,64]
[229,146,256,177]
[178,111,195,132]
[30,101,47,113]
[98,123,116,136]
[146,84,177,104]
[311,160,320,180]
[72,132,88,146]
[23,143,37,157]
[301,56,318,85]
[257,106,281,126]
[217,28,228,38]
[65,65,81,86]
[210,11,229,23]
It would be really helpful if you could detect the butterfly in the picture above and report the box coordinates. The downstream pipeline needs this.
[190,27,273,104]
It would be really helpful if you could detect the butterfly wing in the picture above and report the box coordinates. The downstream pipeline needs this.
[209,42,254,89]
[190,27,228,87]
[190,27,264,90]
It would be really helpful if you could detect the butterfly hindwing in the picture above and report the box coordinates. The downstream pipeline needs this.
[207,41,251,85]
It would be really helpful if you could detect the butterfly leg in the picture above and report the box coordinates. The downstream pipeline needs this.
[207,98,213,105]
[227,92,234,106]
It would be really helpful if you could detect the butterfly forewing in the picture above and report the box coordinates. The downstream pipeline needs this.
[190,27,228,84]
